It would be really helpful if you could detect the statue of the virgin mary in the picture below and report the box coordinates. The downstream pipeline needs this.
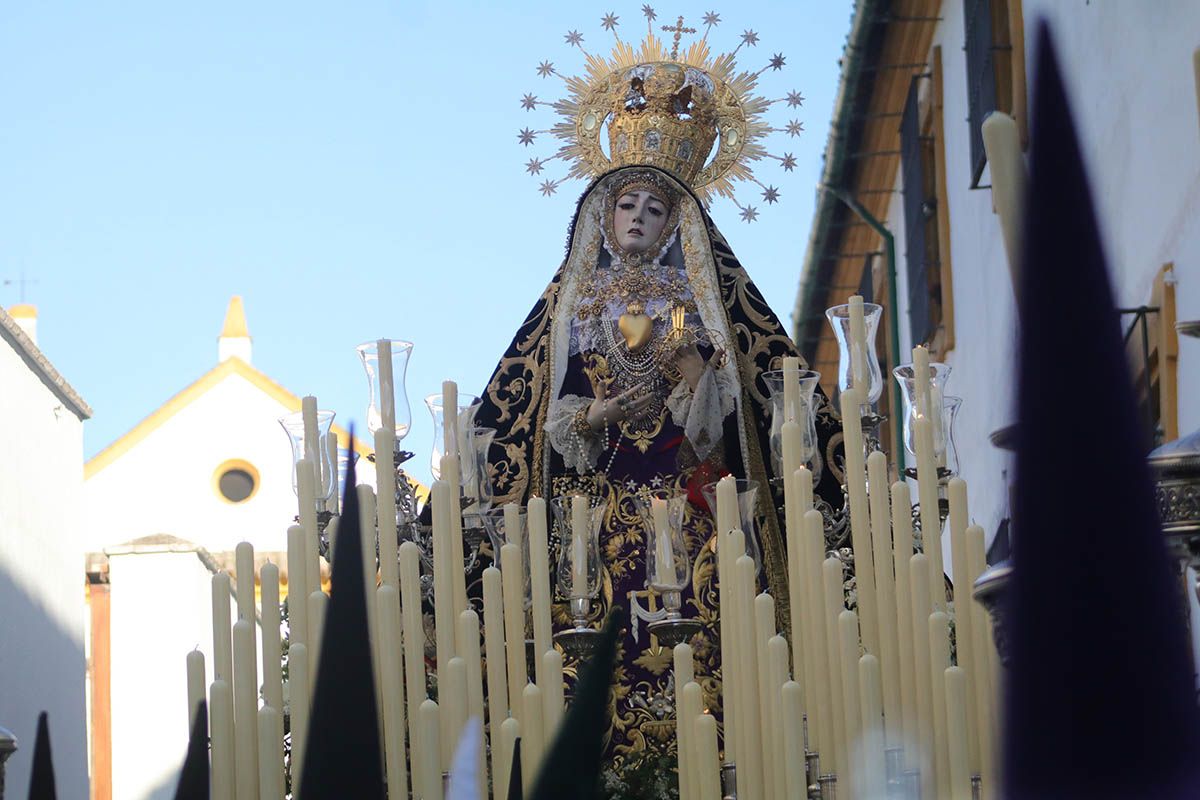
[472,24,844,785]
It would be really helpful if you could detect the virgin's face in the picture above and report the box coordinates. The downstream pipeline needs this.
[613,190,670,254]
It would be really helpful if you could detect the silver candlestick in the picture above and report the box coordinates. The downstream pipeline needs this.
[552,597,601,659]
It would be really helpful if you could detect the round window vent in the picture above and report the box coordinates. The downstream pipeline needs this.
[213,460,260,504]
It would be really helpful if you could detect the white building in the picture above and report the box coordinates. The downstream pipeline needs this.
[83,297,370,800]
[795,0,1200,563]
[0,304,91,799]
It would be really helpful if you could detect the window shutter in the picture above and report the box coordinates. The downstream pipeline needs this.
[901,79,932,347]
[964,0,999,187]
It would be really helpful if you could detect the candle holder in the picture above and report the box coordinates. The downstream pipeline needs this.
[972,774,983,800]
[425,392,483,480]
[550,495,607,660]
[762,368,823,478]
[356,339,413,441]
[972,560,1013,667]
[884,746,906,798]
[818,772,838,800]
[720,762,737,800]
[826,301,884,415]
[279,410,338,510]
[805,752,822,799]
[893,361,953,469]
[700,479,764,576]
[553,597,602,659]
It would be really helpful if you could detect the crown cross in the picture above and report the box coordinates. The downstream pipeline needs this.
[661,16,696,60]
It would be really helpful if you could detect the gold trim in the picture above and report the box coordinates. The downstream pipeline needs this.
[85,357,371,479]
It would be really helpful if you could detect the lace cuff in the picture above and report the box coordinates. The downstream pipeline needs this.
[666,366,736,461]
[546,394,605,474]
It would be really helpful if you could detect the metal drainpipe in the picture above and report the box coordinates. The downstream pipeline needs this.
[823,185,906,474]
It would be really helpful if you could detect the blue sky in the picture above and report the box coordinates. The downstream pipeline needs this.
[0,1,853,486]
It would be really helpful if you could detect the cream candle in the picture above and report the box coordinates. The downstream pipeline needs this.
[947,478,981,777]
[966,524,997,793]
[837,610,862,798]
[891,482,918,755]
[186,649,206,730]
[232,618,260,800]
[784,466,810,718]
[680,681,704,800]
[858,653,886,800]
[297,459,321,598]
[913,416,946,611]
[695,713,721,800]
[500,542,528,724]
[212,571,233,685]
[286,526,308,656]
[482,567,509,800]
[441,454,469,624]
[442,380,459,458]
[714,476,740,764]
[803,509,832,761]
[325,433,340,515]
[822,557,848,783]
[288,643,310,788]
[257,705,283,800]
[378,585,409,800]
[235,542,256,626]
[260,563,283,733]
[734,554,765,800]
[399,541,428,783]
[307,590,327,671]
[783,355,800,420]
[444,657,468,770]
[781,681,806,800]
[356,485,382,728]
[527,497,553,690]
[767,634,790,800]
[849,295,869,392]
[754,594,779,800]
[867,451,901,746]
[431,480,457,721]
[522,683,545,793]
[945,666,972,799]
[542,648,565,738]
[377,339,395,435]
[651,497,674,585]
[929,611,952,800]
[209,678,235,800]
[301,395,319,462]
[674,644,696,800]
[420,699,444,800]
[457,611,487,767]
[980,112,1028,294]
[910,554,935,800]
[498,717,520,800]
[375,429,399,588]
[841,388,880,657]
[571,495,589,597]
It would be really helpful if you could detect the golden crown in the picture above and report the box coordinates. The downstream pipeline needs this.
[518,8,806,222]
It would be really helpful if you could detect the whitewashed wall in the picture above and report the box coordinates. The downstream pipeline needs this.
[0,334,89,797]
[885,0,1200,560]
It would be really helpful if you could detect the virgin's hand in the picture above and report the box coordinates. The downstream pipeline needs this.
[674,343,706,390]
[586,386,654,431]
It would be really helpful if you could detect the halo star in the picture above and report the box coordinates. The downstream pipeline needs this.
[539,179,560,197]
[518,128,537,146]
[786,120,804,137]
[521,93,539,111]
[741,30,759,47]
[564,30,584,47]
[740,205,759,223]
[769,53,786,70]
[642,4,657,22]
[703,11,721,27]
[786,90,805,108]
[762,186,780,204]
[525,157,545,175]
[536,61,555,78]
[601,12,619,31]
[780,153,797,172]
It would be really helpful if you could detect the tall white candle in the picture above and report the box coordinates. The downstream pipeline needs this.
[260,564,283,727]
[947,478,981,777]
[734,555,765,800]
[301,395,320,463]
[694,713,721,800]
[378,584,409,800]
[186,649,206,732]
[500,542,528,724]
[754,594,779,800]
[257,705,283,800]
[442,380,459,459]
[680,681,704,800]
[444,657,468,771]
[571,495,590,598]
[457,611,487,766]
[981,112,1028,296]
[767,635,790,800]
[399,541,428,789]
[781,681,806,800]
[420,699,444,800]
[848,295,869,393]
[307,591,327,674]
[837,611,863,798]
[803,509,832,762]
[527,497,553,693]
[891,482,918,756]
[784,466,811,720]
[286,526,309,655]
[356,485,382,734]
[288,643,310,789]
[297,459,321,600]
[822,557,848,783]
[431,480,457,731]
[482,567,509,800]
[497,717,520,800]
[651,497,674,585]
[674,643,695,800]
[522,683,545,794]
[439,454,469,626]
[212,571,234,685]
[325,433,340,515]
[209,678,236,800]
[945,666,972,799]
[858,653,887,800]
[966,524,998,793]
[840,388,880,657]
[375,428,399,588]
[714,477,740,763]
[910,555,935,800]
[235,541,256,624]
[929,611,952,800]
[913,415,946,611]
[542,648,565,739]
[867,451,902,747]
[377,339,395,435]
[232,618,260,800]
[782,355,800,421]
